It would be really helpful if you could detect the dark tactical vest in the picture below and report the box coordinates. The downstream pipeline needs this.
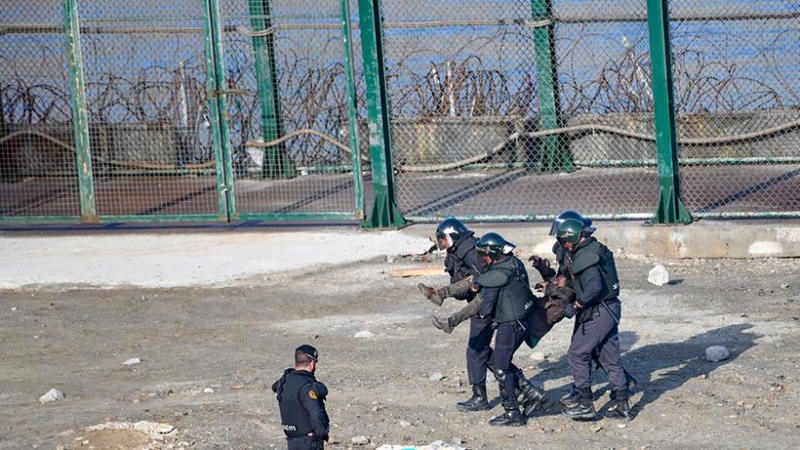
[570,238,620,304]
[444,232,480,282]
[478,256,536,323]
[275,370,316,437]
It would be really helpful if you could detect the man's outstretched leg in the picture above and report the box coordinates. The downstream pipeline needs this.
[432,296,481,334]
[419,276,473,307]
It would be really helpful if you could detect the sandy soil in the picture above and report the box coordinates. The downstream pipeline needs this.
[1,253,799,450]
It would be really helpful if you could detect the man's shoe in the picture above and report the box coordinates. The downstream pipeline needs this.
[488,409,526,427]
[418,283,444,306]
[431,316,455,334]
[562,403,597,420]
[456,384,489,412]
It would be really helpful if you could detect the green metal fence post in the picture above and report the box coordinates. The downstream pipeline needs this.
[202,0,236,221]
[63,0,97,222]
[247,0,295,179]
[356,0,406,228]
[340,0,365,220]
[530,0,570,172]
[646,0,692,224]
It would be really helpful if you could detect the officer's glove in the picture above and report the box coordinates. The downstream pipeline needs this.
[564,303,577,319]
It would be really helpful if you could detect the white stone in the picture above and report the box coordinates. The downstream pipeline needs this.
[529,351,548,361]
[428,372,444,381]
[203,388,214,394]
[350,435,370,445]
[123,358,141,366]
[39,388,64,404]
[354,331,374,338]
[647,265,670,286]
[705,345,730,362]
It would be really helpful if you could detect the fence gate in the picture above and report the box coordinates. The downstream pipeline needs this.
[208,0,364,222]
[0,0,364,224]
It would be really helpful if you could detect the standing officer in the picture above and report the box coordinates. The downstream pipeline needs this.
[272,345,330,449]
[473,232,541,426]
[555,218,632,421]
[418,219,543,414]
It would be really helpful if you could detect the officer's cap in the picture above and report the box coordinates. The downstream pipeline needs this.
[296,344,318,362]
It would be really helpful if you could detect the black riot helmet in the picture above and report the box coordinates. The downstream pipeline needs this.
[476,232,514,261]
[555,218,584,246]
[435,218,469,250]
[549,210,596,236]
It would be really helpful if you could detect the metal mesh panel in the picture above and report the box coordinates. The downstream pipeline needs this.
[218,0,361,217]
[75,0,219,217]
[0,3,80,218]
[668,1,800,216]
[381,0,657,220]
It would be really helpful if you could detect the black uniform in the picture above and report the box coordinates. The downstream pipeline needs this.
[272,369,330,450]
[477,254,540,409]
[444,231,494,386]
[566,237,626,394]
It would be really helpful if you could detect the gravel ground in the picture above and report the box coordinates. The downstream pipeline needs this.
[1,252,798,450]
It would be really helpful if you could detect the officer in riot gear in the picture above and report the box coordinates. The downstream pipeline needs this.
[272,345,330,449]
[472,232,545,426]
[419,220,545,415]
[419,218,481,306]
[556,218,632,421]
[417,218,492,411]
[532,211,636,409]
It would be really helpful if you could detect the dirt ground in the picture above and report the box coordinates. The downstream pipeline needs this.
[1,252,799,450]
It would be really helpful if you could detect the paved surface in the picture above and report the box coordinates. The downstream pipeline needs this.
[2,219,799,289]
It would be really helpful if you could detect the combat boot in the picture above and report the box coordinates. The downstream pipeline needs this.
[456,384,489,412]
[562,387,597,420]
[489,401,526,427]
[431,315,455,334]
[560,385,580,408]
[418,283,445,306]
[610,371,638,401]
[606,390,633,421]
[517,376,546,416]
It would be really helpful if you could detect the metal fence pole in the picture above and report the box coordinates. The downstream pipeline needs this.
[63,0,97,221]
[202,0,235,221]
[340,0,365,220]
[247,0,295,179]
[357,0,406,228]
[646,0,692,224]
[530,0,570,173]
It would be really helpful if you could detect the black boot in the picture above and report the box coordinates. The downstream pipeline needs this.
[489,401,526,427]
[606,390,633,421]
[418,283,445,306]
[431,315,455,334]
[517,376,546,416]
[610,371,639,401]
[456,384,489,412]
[560,385,580,408]
[562,387,597,420]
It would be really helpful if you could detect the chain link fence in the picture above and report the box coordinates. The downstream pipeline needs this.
[1,1,798,225]
[0,2,80,217]
[382,0,800,221]
[668,1,800,217]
